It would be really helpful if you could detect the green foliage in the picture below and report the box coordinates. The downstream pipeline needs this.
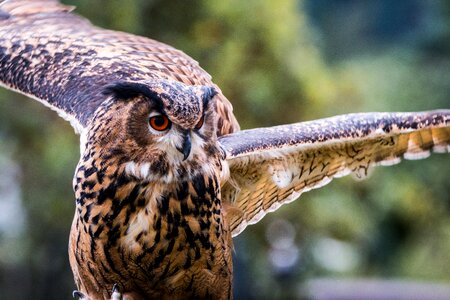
[0,0,449,298]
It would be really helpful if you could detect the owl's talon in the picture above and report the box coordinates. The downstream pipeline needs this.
[111,283,122,300]
[73,290,89,300]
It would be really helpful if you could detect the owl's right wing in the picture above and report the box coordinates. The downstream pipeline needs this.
[0,0,239,134]
[219,110,450,236]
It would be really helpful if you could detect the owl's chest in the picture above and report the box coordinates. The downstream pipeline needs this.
[121,177,233,291]
[72,173,233,298]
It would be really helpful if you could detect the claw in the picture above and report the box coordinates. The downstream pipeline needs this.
[72,285,123,300]
[73,290,90,300]
[111,283,122,300]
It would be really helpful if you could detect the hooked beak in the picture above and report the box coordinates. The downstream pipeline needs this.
[177,132,192,160]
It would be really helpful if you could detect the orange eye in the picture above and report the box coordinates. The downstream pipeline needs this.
[195,116,204,129]
[149,115,171,131]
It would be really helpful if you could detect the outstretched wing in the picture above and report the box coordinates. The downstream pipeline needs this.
[219,110,450,236]
[0,0,239,134]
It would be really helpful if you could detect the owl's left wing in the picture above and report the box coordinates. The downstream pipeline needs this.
[219,110,450,236]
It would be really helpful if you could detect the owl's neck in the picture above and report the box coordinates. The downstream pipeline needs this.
[71,157,233,298]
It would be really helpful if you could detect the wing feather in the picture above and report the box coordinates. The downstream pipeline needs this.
[0,0,239,134]
[219,111,450,236]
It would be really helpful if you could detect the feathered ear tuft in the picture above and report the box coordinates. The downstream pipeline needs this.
[102,81,157,101]
[201,86,218,107]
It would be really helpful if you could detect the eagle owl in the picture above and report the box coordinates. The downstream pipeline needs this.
[0,1,448,299]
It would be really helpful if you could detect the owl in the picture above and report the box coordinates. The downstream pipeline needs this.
[0,1,449,299]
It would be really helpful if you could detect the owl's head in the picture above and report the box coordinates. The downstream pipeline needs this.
[82,79,223,183]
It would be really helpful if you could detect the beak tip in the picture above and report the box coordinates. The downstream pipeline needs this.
[182,152,189,161]
[179,132,192,161]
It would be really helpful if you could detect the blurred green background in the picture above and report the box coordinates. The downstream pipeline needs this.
[0,0,449,299]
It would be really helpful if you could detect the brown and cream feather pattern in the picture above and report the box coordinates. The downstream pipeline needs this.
[219,111,449,235]
[0,1,449,299]
[0,0,239,135]
[69,83,233,299]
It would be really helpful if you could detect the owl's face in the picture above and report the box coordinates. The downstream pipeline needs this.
[81,79,223,183]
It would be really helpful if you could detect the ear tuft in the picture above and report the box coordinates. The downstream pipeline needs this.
[102,81,155,100]
[201,86,218,107]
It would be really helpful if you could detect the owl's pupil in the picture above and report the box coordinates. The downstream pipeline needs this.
[153,116,165,126]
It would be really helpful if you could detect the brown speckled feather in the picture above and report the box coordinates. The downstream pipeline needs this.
[0,0,239,135]
[219,111,450,236]
[1,1,449,299]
